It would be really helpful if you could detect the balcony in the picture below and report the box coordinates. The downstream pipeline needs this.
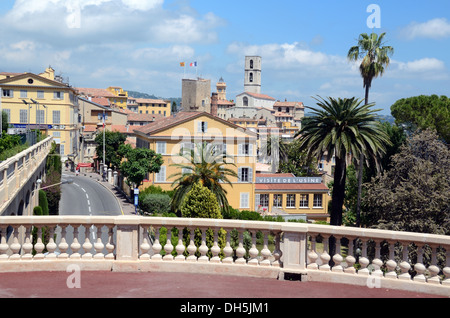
[0,216,448,297]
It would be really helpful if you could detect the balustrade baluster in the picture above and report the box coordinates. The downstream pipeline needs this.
[272,231,282,267]
[151,227,162,261]
[372,239,384,277]
[105,225,115,260]
[93,225,105,259]
[198,228,209,263]
[443,248,450,286]
[222,230,233,264]
[344,238,356,274]
[319,235,331,271]
[260,231,272,267]
[332,236,343,272]
[175,228,186,262]
[140,227,151,260]
[307,235,319,269]
[58,225,69,259]
[82,226,93,259]
[21,225,33,260]
[413,244,427,282]
[427,245,441,285]
[45,226,58,259]
[385,241,398,279]
[398,242,411,281]
[70,225,82,259]
[210,228,221,264]
[9,226,21,260]
[186,228,197,262]
[163,228,174,261]
[34,226,45,260]
[235,230,247,265]
[357,239,370,276]
[248,230,259,266]
[0,226,9,260]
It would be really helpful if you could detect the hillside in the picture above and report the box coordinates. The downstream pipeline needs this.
[127,90,181,108]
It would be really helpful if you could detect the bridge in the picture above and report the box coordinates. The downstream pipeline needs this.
[0,136,53,216]
[0,215,448,297]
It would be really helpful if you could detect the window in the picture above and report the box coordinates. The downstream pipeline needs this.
[240,193,249,209]
[2,89,13,97]
[52,111,61,124]
[249,72,253,83]
[20,110,27,124]
[238,143,252,156]
[243,97,248,106]
[260,194,269,207]
[155,166,166,182]
[313,194,323,207]
[156,141,166,154]
[299,194,309,208]
[59,144,65,156]
[197,121,208,133]
[20,90,27,98]
[53,91,64,100]
[273,194,283,208]
[37,91,45,99]
[250,59,253,69]
[286,194,296,208]
[36,110,45,125]
[3,109,10,122]
[238,167,252,182]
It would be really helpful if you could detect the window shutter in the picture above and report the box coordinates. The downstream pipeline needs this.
[237,167,242,182]
[238,144,243,156]
[255,193,260,210]
[248,167,253,182]
[249,144,253,156]
[197,121,202,133]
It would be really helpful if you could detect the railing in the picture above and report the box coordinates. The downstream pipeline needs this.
[0,216,448,296]
[0,136,53,214]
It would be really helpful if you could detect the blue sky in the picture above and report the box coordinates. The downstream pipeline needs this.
[1,0,449,115]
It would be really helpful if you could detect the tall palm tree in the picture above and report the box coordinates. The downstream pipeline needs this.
[347,32,394,226]
[169,142,237,213]
[297,96,391,226]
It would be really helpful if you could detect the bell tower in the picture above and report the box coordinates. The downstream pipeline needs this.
[244,56,261,94]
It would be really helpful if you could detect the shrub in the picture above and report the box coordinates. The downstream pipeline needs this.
[140,193,171,215]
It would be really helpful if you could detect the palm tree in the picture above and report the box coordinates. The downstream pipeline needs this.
[259,135,290,173]
[297,96,391,226]
[169,142,237,213]
[347,32,394,226]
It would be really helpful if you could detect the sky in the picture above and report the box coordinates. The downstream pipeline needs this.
[0,0,449,115]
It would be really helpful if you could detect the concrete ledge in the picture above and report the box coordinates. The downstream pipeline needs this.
[0,259,114,272]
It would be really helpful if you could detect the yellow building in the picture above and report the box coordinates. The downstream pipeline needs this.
[255,173,330,222]
[0,67,80,162]
[133,111,257,211]
[106,86,128,109]
[76,87,127,109]
[136,98,171,117]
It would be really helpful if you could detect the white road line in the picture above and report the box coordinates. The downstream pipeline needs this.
[82,188,86,193]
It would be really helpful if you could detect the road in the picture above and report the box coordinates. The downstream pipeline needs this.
[53,173,122,255]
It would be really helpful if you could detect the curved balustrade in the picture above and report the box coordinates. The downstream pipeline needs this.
[0,216,448,296]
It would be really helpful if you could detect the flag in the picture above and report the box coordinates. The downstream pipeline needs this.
[180,62,185,67]
[190,61,197,67]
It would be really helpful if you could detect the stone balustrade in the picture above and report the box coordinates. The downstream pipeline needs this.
[0,216,448,297]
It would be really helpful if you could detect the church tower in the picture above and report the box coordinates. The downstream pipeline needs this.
[244,56,261,94]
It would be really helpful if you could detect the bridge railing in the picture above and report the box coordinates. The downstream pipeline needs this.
[0,216,448,296]
[0,136,53,214]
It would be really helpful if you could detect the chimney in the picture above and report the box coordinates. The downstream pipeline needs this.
[211,92,218,117]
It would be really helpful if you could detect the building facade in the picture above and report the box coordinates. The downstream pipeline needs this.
[181,78,211,113]
[0,67,80,162]
[135,98,171,117]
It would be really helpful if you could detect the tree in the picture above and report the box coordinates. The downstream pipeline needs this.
[95,130,126,170]
[118,144,163,188]
[296,96,391,226]
[170,142,237,213]
[347,32,394,226]
[279,139,319,177]
[180,182,222,219]
[390,95,450,143]
[364,129,450,235]
[2,110,8,133]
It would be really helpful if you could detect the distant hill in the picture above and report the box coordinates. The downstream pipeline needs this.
[127,90,181,108]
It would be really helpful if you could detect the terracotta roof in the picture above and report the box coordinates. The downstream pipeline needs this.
[127,113,163,122]
[133,112,201,135]
[273,101,304,108]
[91,97,110,107]
[238,92,276,100]
[273,112,293,117]
[76,87,116,98]
[83,125,97,132]
[217,100,235,105]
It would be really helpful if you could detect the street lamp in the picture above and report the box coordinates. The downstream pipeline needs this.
[34,178,74,193]
[22,100,32,133]
[30,99,40,130]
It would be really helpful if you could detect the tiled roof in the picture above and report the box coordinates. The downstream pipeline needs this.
[273,101,304,108]
[127,113,163,122]
[76,87,116,98]
[238,92,276,100]
[133,111,201,135]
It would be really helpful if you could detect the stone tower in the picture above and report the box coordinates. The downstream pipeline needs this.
[216,77,227,100]
[181,78,211,112]
[244,56,261,94]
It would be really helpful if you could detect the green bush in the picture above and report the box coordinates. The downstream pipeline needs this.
[38,190,49,216]
[140,193,171,215]
[33,206,43,216]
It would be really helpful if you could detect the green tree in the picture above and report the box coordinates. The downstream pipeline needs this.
[180,182,222,219]
[1,110,8,133]
[296,96,391,226]
[347,32,394,226]
[390,95,450,143]
[364,129,450,234]
[278,139,319,176]
[119,144,163,188]
[38,190,49,216]
[170,142,237,213]
[95,130,127,170]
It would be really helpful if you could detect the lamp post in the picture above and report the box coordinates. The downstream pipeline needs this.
[30,99,40,130]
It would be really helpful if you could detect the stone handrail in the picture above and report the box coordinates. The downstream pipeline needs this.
[0,136,53,214]
[0,215,448,297]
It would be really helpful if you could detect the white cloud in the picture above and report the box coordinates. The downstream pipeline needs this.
[401,18,450,40]
[397,58,445,73]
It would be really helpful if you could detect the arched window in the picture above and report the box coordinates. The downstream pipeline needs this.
[249,72,253,83]
[250,60,254,69]
[243,97,248,106]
